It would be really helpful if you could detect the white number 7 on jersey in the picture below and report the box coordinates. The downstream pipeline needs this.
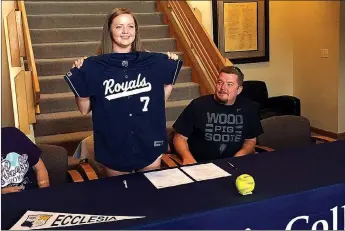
[140,96,150,112]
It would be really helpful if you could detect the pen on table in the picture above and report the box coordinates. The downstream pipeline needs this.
[227,161,237,170]
[123,180,128,189]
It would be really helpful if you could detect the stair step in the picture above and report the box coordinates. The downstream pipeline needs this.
[169,82,199,101]
[39,82,198,114]
[35,52,185,76]
[35,99,192,136]
[25,1,156,14]
[27,13,164,29]
[36,130,93,145]
[36,57,81,76]
[165,99,192,123]
[35,111,93,137]
[166,121,174,129]
[33,39,177,59]
[30,25,170,43]
[39,66,191,94]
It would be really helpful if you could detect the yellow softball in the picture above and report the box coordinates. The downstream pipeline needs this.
[235,174,255,195]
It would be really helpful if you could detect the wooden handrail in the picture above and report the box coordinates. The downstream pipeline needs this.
[17,1,40,106]
[157,1,232,94]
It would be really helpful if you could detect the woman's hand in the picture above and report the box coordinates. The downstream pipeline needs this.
[166,52,179,60]
[72,56,88,69]
[1,186,24,194]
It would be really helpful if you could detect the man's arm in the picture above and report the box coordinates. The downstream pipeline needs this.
[75,97,91,115]
[164,84,173,102]
[173,133,197,165]
[233,138,257,157]
[32,158,50,188]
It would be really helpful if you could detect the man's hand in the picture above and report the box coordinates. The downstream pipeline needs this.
[234,138,256,157]
[1,186,24,194]
[182,156,197,165]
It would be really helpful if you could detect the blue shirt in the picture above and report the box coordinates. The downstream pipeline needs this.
[173,95,263,161]
[65,52,183,171]
[1,127,41,190]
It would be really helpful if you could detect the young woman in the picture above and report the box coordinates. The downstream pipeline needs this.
[72,8,178,102]
[66,8,182,177]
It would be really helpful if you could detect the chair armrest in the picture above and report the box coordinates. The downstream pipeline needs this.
[166,154,183,165]
[266,96,301,116]
[161,154,177,167]
[255,145,275,153]
[312,135,336,143]
[68,156,80,169]
[78,159,98,180]
[67,157,98,180]
[67,170,84,183]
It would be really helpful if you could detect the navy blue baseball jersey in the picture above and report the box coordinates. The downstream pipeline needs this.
[64,52,183,171]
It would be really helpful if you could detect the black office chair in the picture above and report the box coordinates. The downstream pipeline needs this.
[240,80,301,120]
[38,144,85,184]
[257,115,335,152]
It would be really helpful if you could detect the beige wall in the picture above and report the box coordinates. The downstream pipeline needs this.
[1,1,15,127]
[189,1,294,97]
[187,1,214,40]
[238,1,294,97]
[293,1,340,133]
[190,0,344,133]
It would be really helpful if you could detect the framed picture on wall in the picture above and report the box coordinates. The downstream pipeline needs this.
[212,0,269,64]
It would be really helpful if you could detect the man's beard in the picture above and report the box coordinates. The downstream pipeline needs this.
[214,94,228,105]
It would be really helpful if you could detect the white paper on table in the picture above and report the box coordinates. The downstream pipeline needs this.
[144,168,194,189]
[181,163,231,181]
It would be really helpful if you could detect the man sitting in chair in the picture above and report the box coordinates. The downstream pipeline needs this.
[1,127,49,194]
[172,66,263,165]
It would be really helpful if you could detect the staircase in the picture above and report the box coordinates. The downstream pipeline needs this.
[25,1,200,153]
